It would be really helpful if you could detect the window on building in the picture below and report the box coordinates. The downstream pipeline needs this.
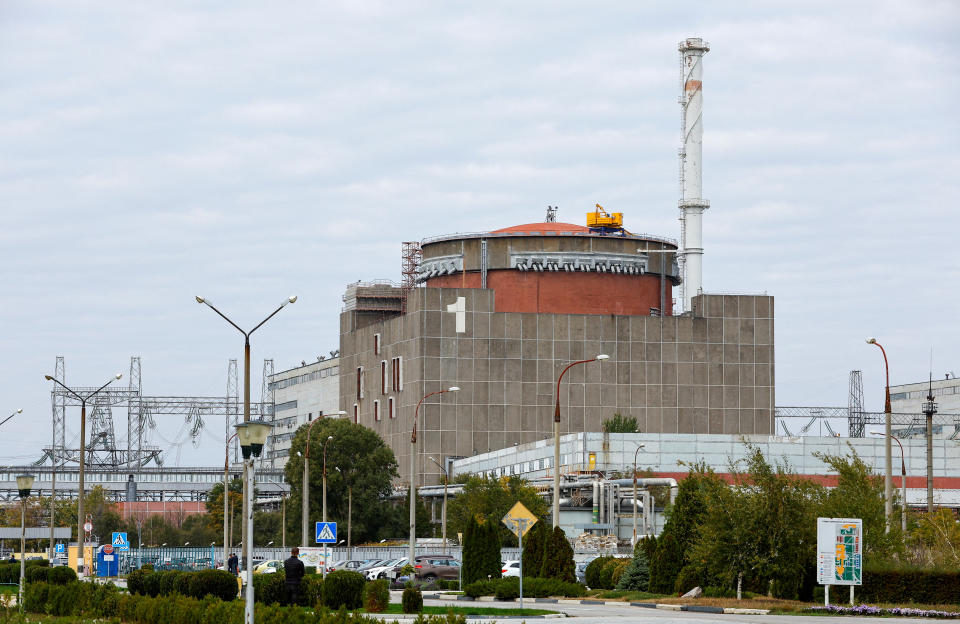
[374,333,381,355]
[388,397,395,419]
[374,400,380,421]
[391,356,403,392]
[381,360,387,395]
[356,366,364,399]
[353,404,358,423]
[307,413,313,422]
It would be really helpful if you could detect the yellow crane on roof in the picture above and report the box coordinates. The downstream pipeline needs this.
[586,204,624,231]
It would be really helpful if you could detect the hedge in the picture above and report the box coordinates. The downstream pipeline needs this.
[402,587,423,613]
[253,572,324,606]
[584,556,616,589]
[363,579,389,613]
[24,580,410,624]
[126,568,238,601]
[859,567,960,605]
[323,570,366,610]
[0,559,48,584]
[463,576,586,599]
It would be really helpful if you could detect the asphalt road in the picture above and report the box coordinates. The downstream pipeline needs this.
[416,595,943,624]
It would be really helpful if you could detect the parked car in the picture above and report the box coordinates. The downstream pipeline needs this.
[412,555,460,582]
[327,559,371,573]
[365,558,403,580]
[575,556,598,584]
[501,560,520,577]
[253,559,284,574]
[385,557,411,580]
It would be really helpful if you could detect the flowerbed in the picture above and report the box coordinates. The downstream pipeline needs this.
[807,604,960,618]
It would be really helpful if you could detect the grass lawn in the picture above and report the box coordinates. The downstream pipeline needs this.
[375,604,557,616]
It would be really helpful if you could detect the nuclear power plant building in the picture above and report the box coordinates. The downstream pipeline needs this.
[339,219,774,483]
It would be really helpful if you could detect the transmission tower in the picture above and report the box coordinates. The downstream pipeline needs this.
[227,359,239,464]
[848,370,865,437]
[51,357,66,465]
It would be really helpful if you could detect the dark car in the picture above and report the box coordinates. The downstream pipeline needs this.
[413,555,460,581]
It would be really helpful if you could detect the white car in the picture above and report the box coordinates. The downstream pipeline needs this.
[365,558,403,580]
[501,560,520,577]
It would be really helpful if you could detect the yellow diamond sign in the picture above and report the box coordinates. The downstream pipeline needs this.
[502,501,538,538]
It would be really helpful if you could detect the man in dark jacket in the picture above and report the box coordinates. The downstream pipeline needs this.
[284,547,305,606]
[227,553,239,575]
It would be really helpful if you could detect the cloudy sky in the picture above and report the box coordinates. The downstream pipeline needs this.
[2,1,957,467]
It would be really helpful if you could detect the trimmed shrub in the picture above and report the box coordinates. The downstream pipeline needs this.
[860,567,960,605]
[158,570,183,596]
[401,586,422,613]
[494,576,520,601]
[140,562,154,571]
[142,569,162,597]
[48,565,77,585]
[610,559,630,587]
[363,578,390,612]
[597,558,623,590]
[174,571,193,596]
[464,579,498,598]
[26,565,50,583]
[254,572,286,605]
[189,569,238,601]
[584,556,613,589]
[521,577,586,598]
[128,569,148,595]
[302,574,324,607]
[323,570,365,610]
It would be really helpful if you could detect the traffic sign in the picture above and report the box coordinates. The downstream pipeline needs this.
[83,522,93,533]
[54,543,65,554]
[112,532,130,551]
[103,544,114,555]
[315,522,337,544]
[502,501,538,538]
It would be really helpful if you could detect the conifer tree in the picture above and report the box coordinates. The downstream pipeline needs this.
[521,521,547,577]
[540,526,576,582]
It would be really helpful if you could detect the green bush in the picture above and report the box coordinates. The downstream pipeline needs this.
[610,559,630,588]
[175,570,193,596]
[26,565,50,583]
[584,556,614,589]
[141,562,154,571]
[401,586,423,613]
[703,586,735,598]
[302,574,324,607]
[254,572,287,605]
[615,549,650,591]
[48,565,77,585]
[494,576,520,601]
[128,569,148,595]
[463,579,498,598]
[363,579,390,612]
[596,558,623,590]
[158,570,183,596]
[142,569,162,596]
[189,569,238,601]
[859,566,960,604]
[323,570,365,610]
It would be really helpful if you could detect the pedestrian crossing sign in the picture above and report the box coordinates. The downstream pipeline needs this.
[112,532,130,551]
[315,522,337,544]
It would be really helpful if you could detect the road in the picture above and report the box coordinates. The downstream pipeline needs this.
[414,594,942,623]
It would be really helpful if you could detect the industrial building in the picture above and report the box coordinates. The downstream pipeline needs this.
[338,38,775,486]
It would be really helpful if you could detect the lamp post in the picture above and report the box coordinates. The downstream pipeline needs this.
[632,443,645,546]
[428,457,449,555]
[301,412,345,550]
[866,338,893,532]
[410,386,460,565]
[223,431,239,569]
[872,431,908,534]
[43,373,122,576]
[236,419,273,624]
[553,355,608,528]
[16,474,34,612]
[0,408,22,428]
[197,294,296,569]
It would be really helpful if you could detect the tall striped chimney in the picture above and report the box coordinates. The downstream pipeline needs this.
[678,37,710,312]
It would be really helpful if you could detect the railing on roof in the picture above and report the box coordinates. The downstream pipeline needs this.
[420,230,678,246]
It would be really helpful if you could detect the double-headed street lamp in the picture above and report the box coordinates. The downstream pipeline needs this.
[871,431,907,533]
[197,294,296,568]
[17,474,34,612]
[553,355,609,528]
[43,372,122,574]
[632,443,646,546]
[410,386,459,564]
[866,337,893,531]
[236,420,272,624]
[428,456,449,555]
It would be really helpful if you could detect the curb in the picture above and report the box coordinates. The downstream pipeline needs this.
[367,616,565,620]
[722,608,770,615]
[682,605,724,613]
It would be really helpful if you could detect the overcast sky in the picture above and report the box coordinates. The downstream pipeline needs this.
[2,1,958,467]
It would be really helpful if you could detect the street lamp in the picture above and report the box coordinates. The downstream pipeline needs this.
[44,372,122,575]
[553,355,608,528]
[236,419,272,624]
[16,474,34,612]
[197,294,296,569]
[632,444,646,545]
[872,431,908,534]
[410,386,460,564]
[428,457,449,555]
[301,412,345,549]
[866,337,893,532]
[0,408,22,428]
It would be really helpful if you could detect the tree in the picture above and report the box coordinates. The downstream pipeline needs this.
[446,476,547,546]
[205,478,243,534]
[461,516,482,584]
[284,418,399,544]
[602,412,638,433]
[462,516,501,584]
[540,526,575,582]
[521,520,547,577]
[616,539,651,591]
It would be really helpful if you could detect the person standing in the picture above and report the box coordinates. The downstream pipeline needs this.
[284,547,305,606]
[227,552,239,575]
